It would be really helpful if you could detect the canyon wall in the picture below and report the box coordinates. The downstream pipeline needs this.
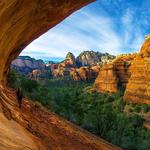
[94,54,136,93]
[70,66,101,81]
[94,37,150,105]
[124,38,150,104]
[94,64,118,93]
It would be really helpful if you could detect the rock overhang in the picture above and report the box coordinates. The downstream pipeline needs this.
[0,0,95,83]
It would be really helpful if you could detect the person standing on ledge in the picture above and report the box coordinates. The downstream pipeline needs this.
[16,87,23,108]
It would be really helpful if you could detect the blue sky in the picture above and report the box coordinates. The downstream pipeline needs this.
[21,0,150,60]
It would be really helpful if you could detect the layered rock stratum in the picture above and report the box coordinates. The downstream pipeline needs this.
[94,54,136,93]
[70,65,101,81]
[124,38,150,104]
[94,37,150,105]
[94,64,118,93]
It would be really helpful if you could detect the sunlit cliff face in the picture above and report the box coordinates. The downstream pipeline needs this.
[93,37,150,104]
[0,0,94,83]
[124,37,150,104]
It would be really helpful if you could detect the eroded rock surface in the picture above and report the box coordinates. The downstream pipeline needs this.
[71,66,101,81]
[94,38,150,105]
[76,51,115,66]
[94,54,136,93]
[94,64,118,93]
[124,38,150,104]
[0,85,122,150]
[0,108,44,150]
[11,56,46,75]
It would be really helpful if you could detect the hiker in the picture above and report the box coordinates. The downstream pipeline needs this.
[16,87,23,108]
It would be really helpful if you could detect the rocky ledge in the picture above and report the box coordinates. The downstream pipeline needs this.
[0,84,122,150]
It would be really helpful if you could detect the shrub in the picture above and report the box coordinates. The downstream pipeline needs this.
[7,69,150,150]
[142,104,150,113]
[128,108,133,112]
[129,114,144,128]
[7,69,20,88]
[134,105,141,113]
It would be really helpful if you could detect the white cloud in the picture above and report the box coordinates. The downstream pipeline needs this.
[129,29,144,51]
[22,2,145,59]
[121,8,134,44]
[23,11,122,57]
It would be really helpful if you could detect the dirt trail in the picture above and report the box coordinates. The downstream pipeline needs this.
[0,85,122,150]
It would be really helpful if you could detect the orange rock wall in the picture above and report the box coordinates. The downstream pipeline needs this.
[94,64,118,93]
[114,54,136,88]
[71,66,100,81]
[94,37,150,105]
[94,54,136,93]
[124,38,150,104]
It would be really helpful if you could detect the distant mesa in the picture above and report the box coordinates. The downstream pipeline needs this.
[11,50,115,82]
[76,50,115,67]
[11,45,150,106]
[11,56,46,75]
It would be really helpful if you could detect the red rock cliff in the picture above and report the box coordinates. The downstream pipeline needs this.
[124,38,150,104]
[70,66,100,81]
[94,54,136,93]
[114,54,136,89]
[94,64,118,93]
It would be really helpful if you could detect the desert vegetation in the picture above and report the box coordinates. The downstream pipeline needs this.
[8,69,150,150]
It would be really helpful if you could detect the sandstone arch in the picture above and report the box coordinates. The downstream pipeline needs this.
[0,0,95,83]
[0,0,149,149]
[0,0,123,149]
